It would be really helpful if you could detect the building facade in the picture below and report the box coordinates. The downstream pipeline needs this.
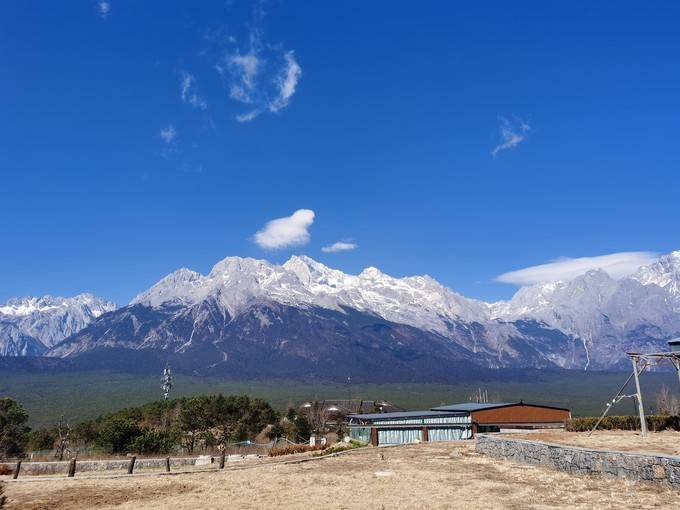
[349,401,570,446]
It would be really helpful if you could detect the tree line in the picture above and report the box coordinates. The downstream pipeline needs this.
[0,394,319,459]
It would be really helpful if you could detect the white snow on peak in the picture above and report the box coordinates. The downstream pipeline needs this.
[127,249,680,357]
[130,254,488,334]
[0,293,117,352]
[0,293,115,318]
[630,250,680,300]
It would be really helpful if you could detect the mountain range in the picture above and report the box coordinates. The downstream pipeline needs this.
[2,251,679,380]
[0,294,116,356]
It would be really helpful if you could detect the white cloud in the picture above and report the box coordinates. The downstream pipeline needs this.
[492,116,531,157]
[215,9,301,122]
[496,251,659,286]
[269,51,302,113]
[322,241,358,253]
[97,1,110,19]
[235,109,261,123]
[254,209,315,250]
[180,72,208,110]
[159,125,177,144]
[224,53,260,103]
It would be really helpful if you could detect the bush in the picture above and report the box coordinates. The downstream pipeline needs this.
[96,417,143,454]
[567,415,680,432]
[313,439,365,457]
[27,428,56,451]
[269,444,328,457]
[0,398,30,460]
[129,429,177,455]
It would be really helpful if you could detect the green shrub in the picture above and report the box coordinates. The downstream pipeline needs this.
[0,398,30,460]
[567,415,680,432]
[129,429,177,454]
[95,417,144,454]
[27,428,56,451]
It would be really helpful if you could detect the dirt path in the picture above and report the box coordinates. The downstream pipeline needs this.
[4,441,680,509]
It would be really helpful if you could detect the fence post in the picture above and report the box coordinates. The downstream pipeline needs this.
[165,456,171,472]
[127,456,136,475]
[68,458,76,478]
[12,460,21,479]
[220,451,226,469]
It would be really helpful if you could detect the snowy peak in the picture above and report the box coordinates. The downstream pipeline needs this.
[631,251,680,299]
[0,294,115,319]
[125,255,489,335]
[131,268,204,307]
[0,293,117,355]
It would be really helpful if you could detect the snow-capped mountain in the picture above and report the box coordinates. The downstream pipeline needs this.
[131,255,490,334]
[6,251,680,378]
[46,255,586,373]
[0,294,117,356]
[490,251,680,368]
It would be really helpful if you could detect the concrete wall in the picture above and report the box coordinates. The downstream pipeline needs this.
[476,434,680,489]
[1,457,201,477]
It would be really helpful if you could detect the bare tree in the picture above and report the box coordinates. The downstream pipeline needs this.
[302,402,331,437]
[656,385,680,416]
[54,415,72,461]
[469,388,489,403]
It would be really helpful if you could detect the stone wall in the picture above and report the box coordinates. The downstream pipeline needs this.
[476,434,680,489]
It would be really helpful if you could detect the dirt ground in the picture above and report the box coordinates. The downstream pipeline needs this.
[507,429,680,456]
[4,441,680,509]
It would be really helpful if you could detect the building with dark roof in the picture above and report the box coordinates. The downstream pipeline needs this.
[431,401,571,434]
[348,401,571,446]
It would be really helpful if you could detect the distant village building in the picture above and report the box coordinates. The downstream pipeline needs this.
[349,401,571,446]
[298,400,403,436]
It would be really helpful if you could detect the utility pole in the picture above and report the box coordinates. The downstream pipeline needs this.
[631,356,647,438]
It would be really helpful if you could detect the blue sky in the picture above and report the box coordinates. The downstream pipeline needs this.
[2,1,680,305]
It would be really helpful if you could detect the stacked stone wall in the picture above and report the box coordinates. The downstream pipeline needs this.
[476,434,680,488]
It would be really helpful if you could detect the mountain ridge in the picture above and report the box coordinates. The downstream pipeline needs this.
[3,251,680,378]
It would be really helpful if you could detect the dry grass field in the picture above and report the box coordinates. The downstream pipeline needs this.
[4,441,680,509]
[508,430,680,456]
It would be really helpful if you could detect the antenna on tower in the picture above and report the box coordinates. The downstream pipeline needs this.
[161,364,173,401]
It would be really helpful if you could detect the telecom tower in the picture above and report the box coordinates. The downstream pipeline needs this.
[161,365,173,401]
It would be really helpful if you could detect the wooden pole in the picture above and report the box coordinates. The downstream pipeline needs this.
[127,456,136,475]
[219,452,226,469]
[165,456,171,472]
[12,460,21,479]
[67,458,76,478]
[631,356,648,438]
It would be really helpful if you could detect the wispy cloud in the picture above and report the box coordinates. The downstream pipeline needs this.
[159,125,177,144]
[97,1,111,19]
[235,110,261,123]
[496,251,659,286]
[492,116,531,157]
[269,51,302,113]
[253,209,315,250]
[215,6,302,122]
[221,53,260,104]
[180,72,208,110]
[322,241,358,253]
